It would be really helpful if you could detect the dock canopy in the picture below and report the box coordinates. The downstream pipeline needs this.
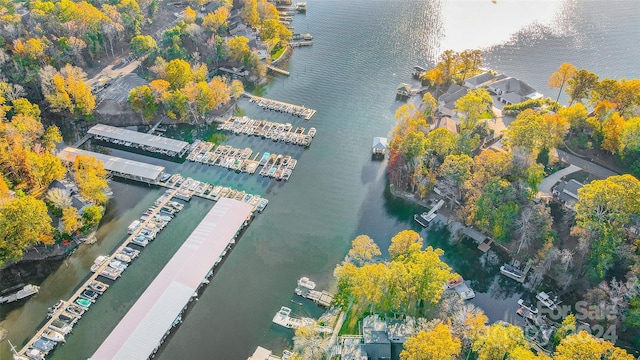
[372,137,388,155]
[92,198,253,360]
[88,124,190,157]
[58,147,165,184]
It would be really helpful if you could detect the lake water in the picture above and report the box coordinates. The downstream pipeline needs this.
[2,0,639,358]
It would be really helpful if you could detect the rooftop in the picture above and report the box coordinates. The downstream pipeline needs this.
[58,147,165,182]
[88,124,189,154]
[372,137,388,149]
[92,198,253,360]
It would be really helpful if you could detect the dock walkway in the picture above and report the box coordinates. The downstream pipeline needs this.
[217,116,315,147]
[17,188,181,357]
[293,277,334,307]
[267,65,290,76]
[244,93,317,120]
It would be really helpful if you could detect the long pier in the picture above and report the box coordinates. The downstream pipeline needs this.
[267,65,290,76]
[217,116,315,147]
[17,188,181,358]
[244,93,317,120]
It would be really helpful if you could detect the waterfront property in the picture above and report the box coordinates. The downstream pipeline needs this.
[58,147,166,184]
[88,124,190,158]
[334,315,417,359]
[371,137,387,157]
[92,198,253,359]
[293,277,334,307]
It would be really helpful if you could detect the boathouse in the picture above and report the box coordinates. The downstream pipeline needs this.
[372,137,388,156]
[92,198,253,359]
[58,147,166,184]
[396,83,413,97]
[88,124,190,157]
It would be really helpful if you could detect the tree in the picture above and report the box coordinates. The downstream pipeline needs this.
[566,69,598,105]
[82,204,103,228]
[129,35,157,56]
[61,206,81,235]
[347,235,381,266]
[554,330,633,360]
[202,7,229,34]
[601,112,625,154]
[558,102,588,131]
[400,324,461,360]
[242,0,260,28]
[292,324,330,360]
[226,36,251,66]
[229,79,244,99]
[542,112,569,150]
[40,64,95,118]
[129,85,157,121]
[72,154,109,204]
[469,179,520,242]
[389,230,423,259]
[421,92,437,121]
[504,109,547,161]
[423,67,445,95]
[164,59,193,90]
[455,88,493,131]
[471,323,527,360]
[0,196,54,267]
[620,116,640,153]
[425,128,458,160]
[548,63,577,102]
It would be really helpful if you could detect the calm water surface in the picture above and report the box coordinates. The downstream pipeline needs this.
[2,0,639,358]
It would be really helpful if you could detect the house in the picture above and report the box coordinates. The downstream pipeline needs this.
[464,72,496,89]
[437,84,468,116]
[362,315,391,360]
[336,315,419,360]
[434,116,458,134]
[372,137,388,156]
[396,83,413,97]
[553,179,584,210]
[247,346,285,360]
[487,77,543,105]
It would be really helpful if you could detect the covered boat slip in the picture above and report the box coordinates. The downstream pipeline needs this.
[88,124,190,157]
[58,147,165,184]
[91,198,253,360]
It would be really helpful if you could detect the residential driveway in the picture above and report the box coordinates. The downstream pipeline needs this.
[555,149,618,179]
[538,164,581,196]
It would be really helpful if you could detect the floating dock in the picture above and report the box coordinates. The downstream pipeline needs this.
[272,306,332,333]
[88,124,190,158]
[93,198,253,359]
[245,93,317,120]
[289,41,312,47]
[294,277,334,307]
[267,65,290,76]
[217,116,315,147]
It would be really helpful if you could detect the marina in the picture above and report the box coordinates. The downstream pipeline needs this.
[16,188,184,358]
[87,124,190,158]
[217,116,315,147]
[92,198,253,359]
[186,141,298,181]
[245,94,317,120]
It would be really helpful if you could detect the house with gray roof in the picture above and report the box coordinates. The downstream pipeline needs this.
[553,179,585,211]
[437,84,468,116]
[464,72,496,89]
[487,77,543,105]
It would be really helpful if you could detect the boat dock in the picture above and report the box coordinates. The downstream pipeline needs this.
[245,93,317,120]
[272,306,333,333]
[267,65,290,76]
[186,140,298,181]
[289,41,313,47]
[160,174,268,212]
[88,124,190,158]
[17,188,183,358]
[93,198,254,359]
[293,277,334,307]
[217,116,315,147]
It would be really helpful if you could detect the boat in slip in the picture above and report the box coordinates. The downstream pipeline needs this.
[100,266,122,280]
[500,264,523,280]
[65,304,85,317]
[536,291,559,311]
[257,198,269,212]
[75,297,92,309]
[24,348,45,360]
[41,328,65,342]
[108,260,128,271]
[115,253,132,263]
[297,277,316,290]
[49,319,73,335]
[90,255,109,272]
[79,289,100,302]
[88,281,108,294]
[127,220,141,234]
[0,284,40,304]
[32,338,56,354]
[130,235,149,247]
[518,299,539,315]
[308,127,316,137]
[47,300,65,317]
[414,212,436,227]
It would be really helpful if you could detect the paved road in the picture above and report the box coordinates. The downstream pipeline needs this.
[538,164,581,196]
[555,149,618,179]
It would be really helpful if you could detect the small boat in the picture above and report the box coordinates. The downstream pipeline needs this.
[414,212,436,227]
[47,300,65,317]
[500,264,523,280]
[297,277,316,291]
[75,297,92,308]
[130,236,149,247]
[109,260,128,271]
[65,304,85,317]
[115,253,132,263]
[80,289,100,302]
[518,299,538,314]
[49,319,73,335]
[42,329,65,342]
[127,220,141,234]
[90,255,109,272]
[536,292,558,310]
[121,246,140,258]
[257,199,269,212]
[0,284,40,304]
[32,338,56,353]
[24,348,45,360]
[57,313,79,325]
[88,281,108,294]
[100,267,122,280]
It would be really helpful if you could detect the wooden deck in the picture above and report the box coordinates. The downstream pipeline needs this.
[244,93,317,120]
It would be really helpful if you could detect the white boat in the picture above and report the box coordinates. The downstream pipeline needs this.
[41,329,65,342]
[109,260,128,271]
[48,319,73,335]
[24,348,45,360]
[297,277,316,291]
[308,127,316,137]
[32,337,56,353]
[414,212,436,227]
[90,255,109,272]
[536,292,558,310]
[88,281,108,294]
[0,284,40,304]
[500,264,523,280]
[115,253,132,263]
[100,267,122,280]
[127,220,141,234]
[47,300,65,317]
[518,299,539,314]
